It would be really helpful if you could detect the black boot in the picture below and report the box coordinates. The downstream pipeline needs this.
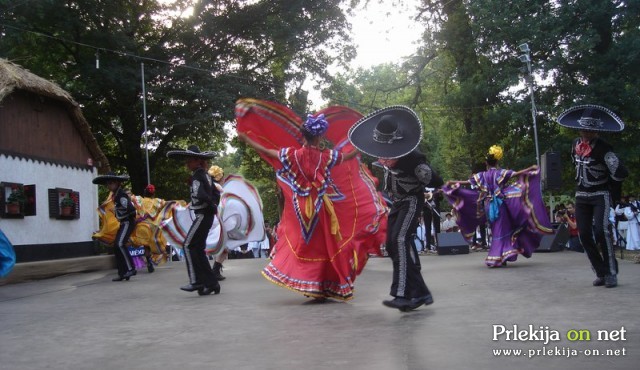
[146,257,155,273]
[122,269,136,280]
[198,281,221,296]
[212,261,226,281]
[180,283,204,292]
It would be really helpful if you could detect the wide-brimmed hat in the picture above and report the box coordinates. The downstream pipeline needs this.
[556,105,624,132]
[92,172,130,185]
[166,145,217,159]
[348,106,423,159]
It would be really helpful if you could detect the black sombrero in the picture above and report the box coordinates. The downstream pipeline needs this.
[348,106,423,159]
[92,172,130,185]
[556,105,624,132]
[166,145,217,159]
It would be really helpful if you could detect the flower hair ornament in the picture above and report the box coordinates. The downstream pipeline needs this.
[302,113,329,137]
[208,165,225,182]
[145,184,156,195]
[488,145,504,161]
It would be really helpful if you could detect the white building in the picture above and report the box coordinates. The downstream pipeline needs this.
[0,59,110,262]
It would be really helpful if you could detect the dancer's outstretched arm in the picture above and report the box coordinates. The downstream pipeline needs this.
[513,164,538,177]
[341,149,359,162]
[237,132,279,159]
[445,180,470,187]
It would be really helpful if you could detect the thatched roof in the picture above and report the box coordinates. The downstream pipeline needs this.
[0,58,110,171]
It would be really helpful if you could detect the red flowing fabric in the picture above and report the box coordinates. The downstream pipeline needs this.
[235,98,387,300]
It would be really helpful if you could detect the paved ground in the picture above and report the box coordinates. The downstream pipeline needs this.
[0,250,638,370]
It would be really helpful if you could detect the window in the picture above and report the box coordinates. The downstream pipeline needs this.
[1,182,36,218]
[48,188,80,220]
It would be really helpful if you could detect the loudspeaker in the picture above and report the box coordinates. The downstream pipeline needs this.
[536,223,569,252]
[436,232,469,255]
[541,152,562,190]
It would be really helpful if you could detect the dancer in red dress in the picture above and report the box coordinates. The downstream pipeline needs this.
[236,99,387,301]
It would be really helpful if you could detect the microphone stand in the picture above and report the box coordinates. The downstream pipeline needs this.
[424,198,441,219]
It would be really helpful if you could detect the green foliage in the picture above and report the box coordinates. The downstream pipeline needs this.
[149,155,192,202]
[464,0,640,193]
[250,178,281,226]
[236,142,281,224]
[324,0,640,196]
[3,0,639,199]
[0,0,355,195]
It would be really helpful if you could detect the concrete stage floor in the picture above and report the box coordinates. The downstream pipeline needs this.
[1,250,638,370]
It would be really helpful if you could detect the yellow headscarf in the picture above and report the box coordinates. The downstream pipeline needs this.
[208,165,224,182]
[488,145,504,161]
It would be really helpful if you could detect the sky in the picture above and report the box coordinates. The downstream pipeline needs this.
[348,1,423,68]
[305,1,423,108]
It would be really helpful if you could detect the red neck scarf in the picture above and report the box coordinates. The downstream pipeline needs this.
[575,139,592,157]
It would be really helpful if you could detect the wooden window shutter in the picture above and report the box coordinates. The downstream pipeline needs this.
[48,189,60,218]
[72,191,80,219]
[24,184,36,216]
[0,183,5,217]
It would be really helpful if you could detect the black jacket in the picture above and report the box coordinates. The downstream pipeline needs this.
[384,149,443,199]
[189,167,220,214]
[113,187,136,221]
[571,137,628,203]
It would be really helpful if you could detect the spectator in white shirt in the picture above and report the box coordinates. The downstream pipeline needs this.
[441,213,458,233]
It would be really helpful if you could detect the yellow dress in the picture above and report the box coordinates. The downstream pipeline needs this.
[92,194,178,264]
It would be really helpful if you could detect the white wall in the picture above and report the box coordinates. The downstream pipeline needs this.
[0,155,99,245]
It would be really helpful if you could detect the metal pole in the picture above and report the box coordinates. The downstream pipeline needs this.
[526,55,540,167]
[141,62,151,185]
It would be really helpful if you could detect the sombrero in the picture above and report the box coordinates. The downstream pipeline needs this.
[348,106,423,159]
[166,145,217,159]
[556,105,624,132]
[92,172,130,185]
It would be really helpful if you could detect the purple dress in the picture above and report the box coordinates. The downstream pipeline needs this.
[443,168,552,267]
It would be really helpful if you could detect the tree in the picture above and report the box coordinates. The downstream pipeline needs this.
[375,0,639,190]
[463,0,640,192]
[322,0,639,194]
[0,0,355,194]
